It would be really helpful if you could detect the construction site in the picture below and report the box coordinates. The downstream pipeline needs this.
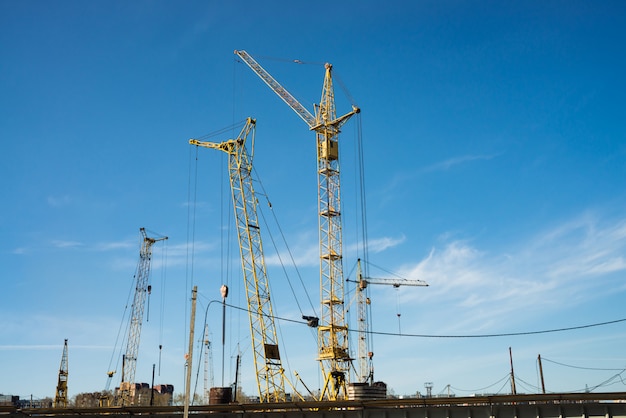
[3,46,626,416]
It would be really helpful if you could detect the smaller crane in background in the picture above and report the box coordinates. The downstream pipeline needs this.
[203,324,214,403]
[53,339,69,408]
[117,228,168,406]
[354,259,428,384]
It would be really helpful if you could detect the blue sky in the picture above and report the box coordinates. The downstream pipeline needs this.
[2,0,626,401]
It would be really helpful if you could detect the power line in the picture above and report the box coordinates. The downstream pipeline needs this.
[542,357,626,371]
[222,302,626,338]
[366,317,626,338]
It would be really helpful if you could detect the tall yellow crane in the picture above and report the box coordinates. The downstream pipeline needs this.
[53,339,68,408]
[234,50,360,400]
[190,118,290,402]
[117,228,168,406]
[354,259,428,385]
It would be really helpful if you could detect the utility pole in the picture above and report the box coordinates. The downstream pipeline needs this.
[184,286,198,418]
[538,354,546,394]
[509,347,517,395]
[220,284,228,388]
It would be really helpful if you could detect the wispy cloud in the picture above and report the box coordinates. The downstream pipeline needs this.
[424,154,498,172]
[346,235,406,254]
[265,240,318,268]
[93,240,135,251]
[396,213,626,334]
[11,247,27,255]
[382,153,499,200]
[51,239,84,248]
[47,195,73,207]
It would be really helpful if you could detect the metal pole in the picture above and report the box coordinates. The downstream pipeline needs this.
[220,284,228,388]
[538,354,546,394]
[509,347,517,395]
[150,364,155,406]
[233,353,240,403]
[184,286,198,418]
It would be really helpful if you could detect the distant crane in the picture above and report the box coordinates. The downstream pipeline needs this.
[190,118,293,402]
[235,50,360,400]
[203,324,214,403]
[117,227,168,406]
[53,339,68,408]
[354,259,428,384]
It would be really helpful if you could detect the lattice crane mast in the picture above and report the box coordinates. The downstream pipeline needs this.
[203,323,214,402]
[117,227,168,406]
[354,259,428,384]
[235,49,360,400]
[53,339,68,408]
[190,118,290,402]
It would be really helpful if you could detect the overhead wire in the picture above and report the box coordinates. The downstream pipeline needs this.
[185,144,198,354]
[253,53,325,67]
[541,357,626,371]
[104,234,145,389]
[251,162,319,382]
[219,301,626,338]
[449,373,511,394]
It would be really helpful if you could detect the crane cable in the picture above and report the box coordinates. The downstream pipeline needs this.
[253,168,319,380]
[253,168,318,317]
[104,237,142,389]
[158,238,168,375]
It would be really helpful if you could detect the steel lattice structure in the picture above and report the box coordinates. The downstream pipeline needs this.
[234,50,359,400]
[190,118,288,402]
[118,228,167,406]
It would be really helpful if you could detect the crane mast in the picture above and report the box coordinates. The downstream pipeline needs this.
[355,259,428,384]
[203,323,214,403]
[235,50,359,400]
[53,339,68,408]
[118,227,168,406]
[190,118,289,402]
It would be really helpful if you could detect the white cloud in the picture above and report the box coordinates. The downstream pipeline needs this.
[47,195,73,207]
[265,236,318,268]
[51,239,84,248]
[11,247,27,255]
[392,213,626,335]
[94,240,135,251]
[424,154,498,172]
[346,235,406,254]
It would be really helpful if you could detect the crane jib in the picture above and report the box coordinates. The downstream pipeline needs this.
[234,50,317,128]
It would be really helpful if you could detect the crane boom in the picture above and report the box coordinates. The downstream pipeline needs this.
[235,50,317,127]
[118,228,168,406]
[235,49,359,400]
[360,277,429,289]
[190,118,290,402]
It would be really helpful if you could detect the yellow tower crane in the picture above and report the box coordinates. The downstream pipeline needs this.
[53,339,68,408]
[190,118,293,402]
[234,50,359,400]
[354,259,428,385]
